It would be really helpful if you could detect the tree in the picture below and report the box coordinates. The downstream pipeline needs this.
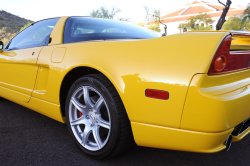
[147,9,161,32]
[89,6,120,19]
[241,3,250,28]
[20,22,32,32]
[137,22,145,27]
[223,16,250,31]
[147,24,161,32]
[0,27,16,45]
[143,7,162,32]
[178,23,184,33]
[186,13,212,31]
[153,9,161,20]
[144,6,150,24]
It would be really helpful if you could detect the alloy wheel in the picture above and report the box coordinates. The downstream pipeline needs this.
[68,86,111,151]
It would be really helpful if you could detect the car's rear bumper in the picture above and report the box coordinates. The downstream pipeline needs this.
[181,69,250,133]
[132,121,250,153]
[131,122,233,153]
[132,69,250,152]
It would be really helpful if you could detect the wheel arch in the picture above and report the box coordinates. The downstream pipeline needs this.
[59,66,125,118]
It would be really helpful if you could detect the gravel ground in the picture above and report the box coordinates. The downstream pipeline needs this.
[0,98,249,166]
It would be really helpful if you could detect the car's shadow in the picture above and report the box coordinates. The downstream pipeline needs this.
[0,98,248,166]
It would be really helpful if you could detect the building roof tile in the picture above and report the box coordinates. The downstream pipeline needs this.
[161,8,185,18]
[147,1,245,25]
[192,0,202,4]
[182,6,213,15]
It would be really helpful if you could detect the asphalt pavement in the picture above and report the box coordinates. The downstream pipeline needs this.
[0,98,249,166]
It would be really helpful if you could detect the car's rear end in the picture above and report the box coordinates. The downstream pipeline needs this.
[181,31,250,150]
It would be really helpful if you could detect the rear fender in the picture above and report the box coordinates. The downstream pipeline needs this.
[60,32,229,128]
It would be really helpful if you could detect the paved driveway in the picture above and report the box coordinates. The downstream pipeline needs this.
[0,98,249,166]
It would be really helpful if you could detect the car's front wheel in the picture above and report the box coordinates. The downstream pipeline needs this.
[65,74,134,159]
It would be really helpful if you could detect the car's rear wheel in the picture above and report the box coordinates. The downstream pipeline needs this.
[65,74,134,159]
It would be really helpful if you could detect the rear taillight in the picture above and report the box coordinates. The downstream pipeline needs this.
[208,35,250,74]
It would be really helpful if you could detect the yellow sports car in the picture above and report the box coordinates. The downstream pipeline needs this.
[1,16,250,159]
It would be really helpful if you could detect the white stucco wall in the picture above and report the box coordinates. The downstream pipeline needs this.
[160,22,183,35]
[157,15,241,35]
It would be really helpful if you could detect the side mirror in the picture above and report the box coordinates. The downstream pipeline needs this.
[0,41,3,53]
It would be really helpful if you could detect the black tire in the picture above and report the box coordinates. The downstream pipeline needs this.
[65,74,135,159]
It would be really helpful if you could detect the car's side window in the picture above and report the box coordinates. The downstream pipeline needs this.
[7,18,59,50]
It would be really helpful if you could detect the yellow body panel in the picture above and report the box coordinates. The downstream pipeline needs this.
[51,47,66,63]
[35,66,49,93]
[232,127,250,142]
[49,16,68,45]
[181,69,250,133]
[231,33,250,50]
[32,45,67,104]
[0,84,30,102]
[32,31,228,128]
[0,47,42,102]
[132,122,233,153]
[0,85,65,122]
[1,17,250,153]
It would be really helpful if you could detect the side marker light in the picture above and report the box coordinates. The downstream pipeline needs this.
[145,89,169,100]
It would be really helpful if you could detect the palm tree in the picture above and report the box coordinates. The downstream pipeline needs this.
[241,3,250,29]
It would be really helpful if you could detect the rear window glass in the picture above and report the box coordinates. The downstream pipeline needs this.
[63,17,161,44]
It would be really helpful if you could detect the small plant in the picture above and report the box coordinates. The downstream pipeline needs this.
[186,13,212,31]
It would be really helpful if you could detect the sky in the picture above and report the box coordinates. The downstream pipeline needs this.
[1,0,249,23]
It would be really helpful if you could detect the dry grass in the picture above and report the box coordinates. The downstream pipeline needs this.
[0,27,17,46]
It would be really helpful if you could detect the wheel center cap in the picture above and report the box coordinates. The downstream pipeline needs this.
[89,112,97,124]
